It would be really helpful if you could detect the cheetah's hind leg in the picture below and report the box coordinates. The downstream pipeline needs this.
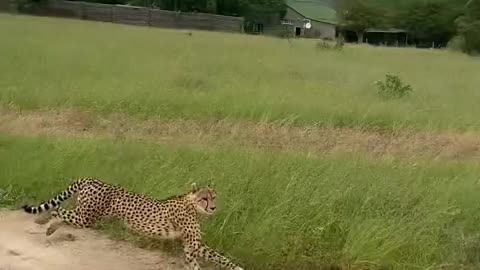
[46,207,94,236]
[34,208,55,225]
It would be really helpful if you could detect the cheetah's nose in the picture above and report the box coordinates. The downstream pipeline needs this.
[210,207,216,211]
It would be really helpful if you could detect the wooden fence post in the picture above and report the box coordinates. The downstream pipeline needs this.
[9,0,18,13]
[147,7,151,26]
[79,2,85,19]
[110,5,114,23]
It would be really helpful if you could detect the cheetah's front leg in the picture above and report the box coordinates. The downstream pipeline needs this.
[182,234,244,270]
[179,215,244,270]
[197,244,244,270]
[183,244,201,270]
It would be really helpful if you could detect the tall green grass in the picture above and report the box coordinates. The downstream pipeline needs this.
[1,134,480,269]
[1,14,480,131]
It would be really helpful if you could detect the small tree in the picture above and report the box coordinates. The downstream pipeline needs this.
[337,0,384,43]
[455,0,480,54]
[375,73,413,99]
[205,0,217,13]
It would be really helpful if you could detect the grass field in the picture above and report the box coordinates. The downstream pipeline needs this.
[1,14,480,131]
[2,135,480,270]
[1,13,480,270]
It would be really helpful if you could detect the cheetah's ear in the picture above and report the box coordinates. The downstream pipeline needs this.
[191,182,198,193]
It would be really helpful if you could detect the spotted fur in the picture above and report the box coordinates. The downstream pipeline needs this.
[22,177,244,270]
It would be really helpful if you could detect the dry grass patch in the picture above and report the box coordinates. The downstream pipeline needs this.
[1,108,480,161]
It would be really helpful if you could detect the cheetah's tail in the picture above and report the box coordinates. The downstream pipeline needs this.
[22,178,95,214]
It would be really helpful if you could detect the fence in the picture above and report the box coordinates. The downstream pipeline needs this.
[18,0,244,33]
[0,0,13,12]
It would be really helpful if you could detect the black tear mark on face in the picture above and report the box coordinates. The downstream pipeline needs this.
[7,250,21,256]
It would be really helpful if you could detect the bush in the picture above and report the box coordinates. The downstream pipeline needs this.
[316,39,344,51]
[447,35,466,52]
[457,19,480,55]
[453,0,480,55]
[375,73,413,99]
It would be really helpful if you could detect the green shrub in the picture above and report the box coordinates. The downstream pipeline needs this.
[375,73,413,99]
[447,35,466,52]
[316,39,344,51]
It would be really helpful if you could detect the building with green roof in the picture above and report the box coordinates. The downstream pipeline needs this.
[282,0,338,39]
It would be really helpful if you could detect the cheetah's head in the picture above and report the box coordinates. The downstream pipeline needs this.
[190,183,217,216]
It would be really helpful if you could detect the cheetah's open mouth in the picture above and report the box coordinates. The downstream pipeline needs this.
[205,208,215,215]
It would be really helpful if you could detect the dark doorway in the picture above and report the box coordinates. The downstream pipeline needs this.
[343,30,358,43]
[254,23,264,33]
[295,27,301,36]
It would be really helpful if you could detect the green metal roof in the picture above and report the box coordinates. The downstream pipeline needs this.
[285,0,338,24]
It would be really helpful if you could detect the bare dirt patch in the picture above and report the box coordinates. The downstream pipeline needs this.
[1,108,479,161]
[0,210,186,270]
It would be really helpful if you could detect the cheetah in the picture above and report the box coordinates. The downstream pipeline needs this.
[22,177,244,270]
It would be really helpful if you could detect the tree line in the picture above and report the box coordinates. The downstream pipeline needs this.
[338,0,480,54]
[22,0,480,54]
[70,0,480,53]
[70,0,286,21]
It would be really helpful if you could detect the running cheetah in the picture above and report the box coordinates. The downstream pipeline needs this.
[22,177,244,270]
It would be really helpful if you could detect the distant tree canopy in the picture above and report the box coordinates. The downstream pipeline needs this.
[337,0,384,43]
[73,0,285,19]
[455,0,480,53]
[337,0,479,53]
[396,0,463,47]
[33,0,479,54]
[78,0,125,4]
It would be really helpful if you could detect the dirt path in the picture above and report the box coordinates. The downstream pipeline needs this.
[1,108,480,161]
[0,210,186,270]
